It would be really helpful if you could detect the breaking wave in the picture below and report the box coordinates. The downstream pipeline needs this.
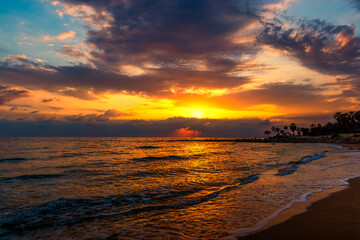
[276,151,328,176]
[130,155,189,162]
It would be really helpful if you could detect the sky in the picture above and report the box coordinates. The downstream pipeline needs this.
[0,0,360,137]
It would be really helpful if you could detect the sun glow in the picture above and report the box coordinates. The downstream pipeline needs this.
[190,109,205,118]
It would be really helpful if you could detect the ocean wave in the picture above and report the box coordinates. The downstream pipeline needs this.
[137,146,162,149]
[0,197,86,236]
[0,174,66,182]
[275,165,299,176]
[83,150,128,155]
[0,194,172,236]
[60,153,85,158]
[192,153,206,157]
[124,169,172,178]
[211,150,234,155]
[232,166,251,171]
[130,155,188,162]
[62,169,93,174]
[0,157,36,163]
[91,174,260,220]
[0,173,260,237]
[239,175,259,184]
[275,151,328,176]
[296,151,327,164]
[51,151,127,159]
[266,162,296,169]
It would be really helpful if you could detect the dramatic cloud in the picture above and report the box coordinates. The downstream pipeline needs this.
[0,85,30,105]
[0,117,271,137]
[258,18,360,77]
[53,1,114,28]
[0,0,288,98]
[0,108,132,122]
[79,0,258,65]
[0,57,252,98]
[64,109,133,122]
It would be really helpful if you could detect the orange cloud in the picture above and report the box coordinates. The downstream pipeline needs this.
[42,31,76,41]
[3,55,27,61]
[173,127,201,137]
[53,2,113,29]
[2,55,47,64]
[57,31,76,40]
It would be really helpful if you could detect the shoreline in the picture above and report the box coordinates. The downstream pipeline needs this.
[171,133,360,144]
[234,145,360,240]
[1,136,360,144]
[236,177,360,240]
[229,183,349,238]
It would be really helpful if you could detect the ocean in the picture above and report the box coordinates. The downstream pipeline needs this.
[0,137,360,239]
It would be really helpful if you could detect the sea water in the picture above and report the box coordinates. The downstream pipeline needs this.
[0,137,360,239]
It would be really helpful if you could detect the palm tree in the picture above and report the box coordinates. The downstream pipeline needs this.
[289,123,297,136]
[264,130,271,138]
[296,127,301,136]
[300,127,310,136]
[275,127,281,136]
[271,126,276,133]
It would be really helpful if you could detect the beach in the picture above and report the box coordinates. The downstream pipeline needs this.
[238,145,360,240]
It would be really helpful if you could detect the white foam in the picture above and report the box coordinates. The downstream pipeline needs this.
[329,144,344,150]
[228,146,360,239]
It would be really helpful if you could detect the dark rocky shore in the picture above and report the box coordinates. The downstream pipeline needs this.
[176,133,360,144]
[259,133,360,144]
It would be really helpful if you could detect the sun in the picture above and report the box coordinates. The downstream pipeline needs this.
[190,109,204,118]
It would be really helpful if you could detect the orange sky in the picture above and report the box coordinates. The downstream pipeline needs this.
[0,0,360,136]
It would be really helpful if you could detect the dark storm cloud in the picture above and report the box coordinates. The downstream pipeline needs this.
[58,45,86,58]
[0,0,284,98]
[0,85,30,105]
[0,57,251,98]
[78,0,259,65]
[350,0,360,10]
[64,109,133,122]
[258,18,360,77]
[0,117,270,137]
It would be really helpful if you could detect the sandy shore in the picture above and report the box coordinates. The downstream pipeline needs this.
[237,177,360,240]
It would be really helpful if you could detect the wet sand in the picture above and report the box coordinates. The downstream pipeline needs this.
[238,177,360,240]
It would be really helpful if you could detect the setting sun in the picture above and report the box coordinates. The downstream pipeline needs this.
[190,109,205,118]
